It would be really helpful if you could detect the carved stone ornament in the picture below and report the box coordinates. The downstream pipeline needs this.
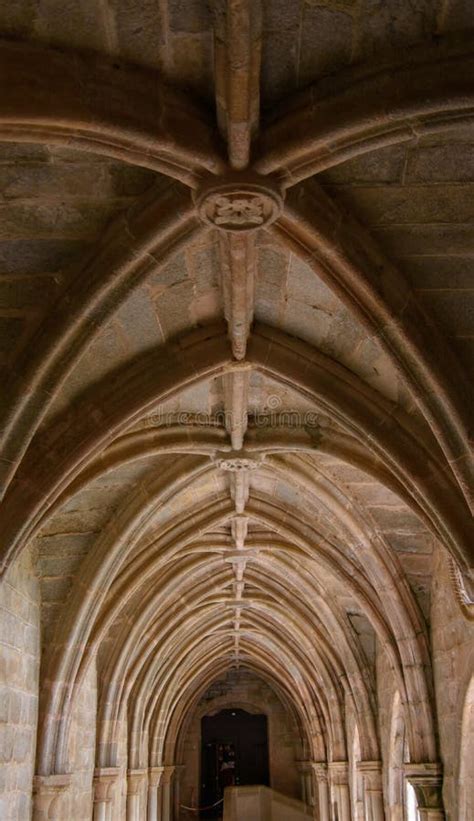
[218,457,260,472]
[195,177,284,232]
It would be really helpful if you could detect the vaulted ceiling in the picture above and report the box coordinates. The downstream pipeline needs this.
[0,0,472,778]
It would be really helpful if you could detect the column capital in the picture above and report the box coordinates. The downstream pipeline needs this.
[328,760,349,784]
[148,766,164,788]
[33,774,72,818]
[405,763,444,810]
[127,768,148,795]
[94,767,121,778]
[296,759,313,774]
[161,765,175,785]
[93,767,121,803]
[34,773,72,793]
[311,762,328,782]
[357,760,383,789]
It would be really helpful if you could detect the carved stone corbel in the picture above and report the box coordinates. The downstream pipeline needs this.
[33,773,72,821]
[405,763,445,820]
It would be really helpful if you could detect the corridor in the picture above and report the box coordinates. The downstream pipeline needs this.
[0,1,473,820]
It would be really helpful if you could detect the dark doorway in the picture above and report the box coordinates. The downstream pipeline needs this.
[200,708,269,818]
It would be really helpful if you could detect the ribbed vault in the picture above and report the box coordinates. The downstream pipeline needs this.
[0,2,472,820]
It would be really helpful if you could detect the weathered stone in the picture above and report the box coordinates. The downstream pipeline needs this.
[0,7,471,821]
[299,5,353,85]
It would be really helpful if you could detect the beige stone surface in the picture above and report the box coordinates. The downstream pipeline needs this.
[0,1,472,819]
[0,547,39,820]
[431,549,474,819]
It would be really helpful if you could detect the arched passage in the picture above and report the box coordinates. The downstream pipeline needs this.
[0,3,472,821]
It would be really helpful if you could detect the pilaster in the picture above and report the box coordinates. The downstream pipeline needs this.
[33,774,72,821]
[93,767,120,821]
[328,761,351,821]
[148,766,164,821]
[311,762,330,821]
[358,761,385,821]
[161,765,175,821]
[126,768,147,821]
[405,764,445,820]
[297,760,314,805]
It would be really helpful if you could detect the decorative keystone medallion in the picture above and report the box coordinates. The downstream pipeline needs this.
[195,177,284,232]
[217,456,261,471]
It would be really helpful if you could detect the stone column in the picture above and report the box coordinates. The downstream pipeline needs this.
[329,762,351,821]
[127,768,147,821]
[405,764,445,820]
[297,761,307,803]
[33,774,72,820]
[358,761,385,821]
[312,763,330,821]
[297,761,314,806]
[161,765,175,821]
[148,767,164,821]
[305,770,315,807]
[173,764,185,819]
[93,768,120,821]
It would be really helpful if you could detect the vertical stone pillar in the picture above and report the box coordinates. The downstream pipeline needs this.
[33,774,72,820]
[161,765,175,821]
[127,768,147,821]
[93,768,120,821]
[329,762,351,821]
[173,764,185,820]
[405,764,445,820]
[297,761,307,803]
[297,761,314,806]
[306,770,315,807]
[148,767,164,821]
[312,763,330,821]
[358,761,385,821]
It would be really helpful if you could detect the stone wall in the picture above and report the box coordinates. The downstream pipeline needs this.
[67,661,97,820]
[374,546,474,821]
[0,546,40,820]
[114,715,129,819]
[431,548,474,820]
[179,670,303,813]
[376,640,404,820]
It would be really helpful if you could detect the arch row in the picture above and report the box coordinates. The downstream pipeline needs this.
[2,325,469,575]
[37,441,438,776]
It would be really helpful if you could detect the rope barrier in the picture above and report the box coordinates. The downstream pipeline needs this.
[180,797,224,813]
